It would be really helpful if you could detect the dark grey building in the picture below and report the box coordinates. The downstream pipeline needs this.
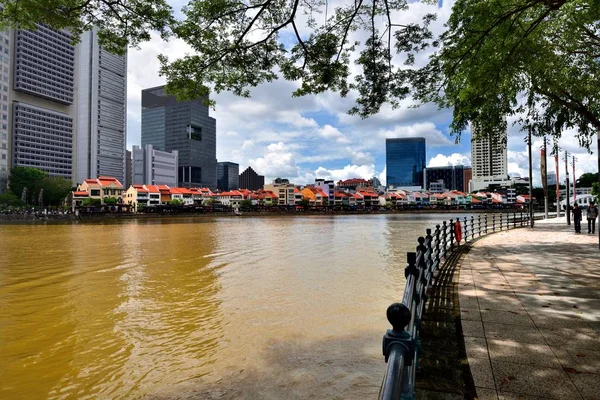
[239,166,264,191]
[217,161,239,191]
[125,150,132,189]
[425,165,469,192]
[141,85,217,188]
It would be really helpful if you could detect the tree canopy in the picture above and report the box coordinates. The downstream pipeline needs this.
[577,172,599,188]
[8,167,73,206]
[3,0,600,150]
[417,0,600,148]
[0,0,438,117]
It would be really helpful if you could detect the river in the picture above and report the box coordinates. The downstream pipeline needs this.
[0,213,458,399]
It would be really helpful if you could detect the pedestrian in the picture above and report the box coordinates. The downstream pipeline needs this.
[572,203,582,233]
[587,202,598,234]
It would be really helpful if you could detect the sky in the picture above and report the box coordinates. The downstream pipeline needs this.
[125,0,598,188]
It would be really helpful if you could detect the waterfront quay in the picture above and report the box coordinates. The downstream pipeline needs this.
[457,217,600,399]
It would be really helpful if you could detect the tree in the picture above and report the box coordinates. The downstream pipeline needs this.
[0,0,173,56]
[170,199,183,206]
[0,191,24,207]
[39,176,73,206]
[8,167,48,204]
[104,197,118,205]
[577,173,599,188]
[240,199,253,209]
[82,198,102,206]
[1,0,438,117]
[592,182,600,204]
[418,1,600,146]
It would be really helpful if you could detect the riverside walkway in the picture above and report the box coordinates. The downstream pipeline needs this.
[459,217,600,399]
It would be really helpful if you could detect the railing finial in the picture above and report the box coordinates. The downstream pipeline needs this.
[386,303,411,333]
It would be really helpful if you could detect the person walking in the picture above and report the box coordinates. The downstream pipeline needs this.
[572,203,582,233]
[587,202,598,234]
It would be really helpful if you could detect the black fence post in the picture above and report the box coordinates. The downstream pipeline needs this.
[443,221,448,258]
[500,213,503,231]
[513,212,516,228]
[470,215,475,240]
[485,214,488,234]
[435,225,441,264]
[464,216,468,242]
[492,214,496,232]
[521,211,525,226]
[449,219,455,248]
[425,228,433,268]
[478,215,482,236]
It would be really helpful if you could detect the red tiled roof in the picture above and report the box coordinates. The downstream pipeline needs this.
[73,191,89,196]
[97,176,123,187]
[145,185,160,193]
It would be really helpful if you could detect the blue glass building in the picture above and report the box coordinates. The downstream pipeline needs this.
[386,138,426,188]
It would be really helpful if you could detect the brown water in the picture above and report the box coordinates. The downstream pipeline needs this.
[0,214,453,399]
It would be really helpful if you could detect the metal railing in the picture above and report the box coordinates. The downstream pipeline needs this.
[379,212,534,400]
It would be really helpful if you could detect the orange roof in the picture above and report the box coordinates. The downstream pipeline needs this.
[471,197,481,203]
[145,185,160,193]
[97,176,123,187]
[176,188,194,195]
[73,191,89,196]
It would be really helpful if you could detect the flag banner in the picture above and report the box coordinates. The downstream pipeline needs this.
[541,149,547,191]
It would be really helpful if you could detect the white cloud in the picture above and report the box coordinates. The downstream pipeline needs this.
[313,164,379,182]
[249,142,300,180]
[379,166,387,186]
[379,122,454,147]
[428,153,471,167]
[319,124,350,144]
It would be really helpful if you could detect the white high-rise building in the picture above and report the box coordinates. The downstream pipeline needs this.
[0,25,126,193]
[132,144,178,187]
[76,28,127,184]
[470,124,511,191]
[0,30,11,192]
[7,25,78,185]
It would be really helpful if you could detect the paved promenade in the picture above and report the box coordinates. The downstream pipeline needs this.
[459,217,600,400]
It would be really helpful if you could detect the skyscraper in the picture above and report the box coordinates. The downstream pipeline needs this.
[470,124,509,190]
[239,166,264,190]
[7,25,77,184]
[76,28,127,184]
[0,25,127,193]
[217,161,239,191]
[386,138,426,189]
[141,85,217,189]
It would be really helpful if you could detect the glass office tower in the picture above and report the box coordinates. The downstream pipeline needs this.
[141,86,217,189]
[386,138,426,188]
[217,161,239,191]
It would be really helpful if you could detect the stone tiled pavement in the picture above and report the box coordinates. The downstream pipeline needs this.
[459,217,600,400]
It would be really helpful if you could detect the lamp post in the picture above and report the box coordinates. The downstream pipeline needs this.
[541,138,549,219]
[554,142,560,218]
[528,129,534,227]
[572,156,577,204]
[565,151,570,226]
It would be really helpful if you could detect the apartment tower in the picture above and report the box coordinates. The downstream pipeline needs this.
[470,124,509,190]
